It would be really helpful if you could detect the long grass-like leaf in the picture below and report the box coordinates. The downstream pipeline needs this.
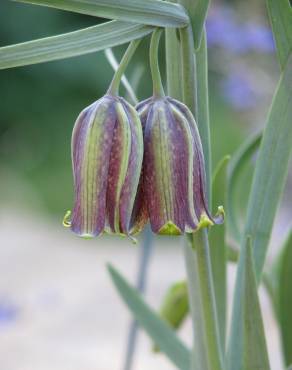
[227,53,292,370]
[227,132,262,245]
[209,155,230,347]
[243,237,271,370]
[108,264,191,370]
[0,21,154,69]
[14,0,189,28]
[266,0,292,70]
[278,230,292,366]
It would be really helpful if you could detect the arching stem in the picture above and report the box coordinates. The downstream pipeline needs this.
[107,39,141,96]
[149,28,165,97]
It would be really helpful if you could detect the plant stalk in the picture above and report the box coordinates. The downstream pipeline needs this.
[149,28,165,97]
[179,18,223,370]
[107,38,141,96]
[179,25,197,119]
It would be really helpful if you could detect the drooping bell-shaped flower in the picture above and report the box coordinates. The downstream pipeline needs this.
[129,29,223,236]
[64,94,143,238]
[133,96,224,235]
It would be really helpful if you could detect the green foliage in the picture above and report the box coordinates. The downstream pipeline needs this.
[1,0,291,369]
[209,155,230,347]
[227,53,292,370]
[15,0,189,28]
[278,230,292,366]
[227,133,262,245]
[0,21,153,69]
[108,264,191,370]
[179,0,210,49]
[242,238,271,370]
[266,0,292,70]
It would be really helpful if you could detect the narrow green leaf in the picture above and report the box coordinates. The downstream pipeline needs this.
[227,53,292,370]
[0,21,154,69]
[261,230,292,320]
[227,132,262,245]
[108,264,191,370]
[209,155,230,347]
[14,0,189,28]
[266,0,292,70]
[243,237,271,370]
[179,0,210,49]
[278,230,292,366]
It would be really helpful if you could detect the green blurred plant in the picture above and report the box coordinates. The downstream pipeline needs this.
[1,0,292,369]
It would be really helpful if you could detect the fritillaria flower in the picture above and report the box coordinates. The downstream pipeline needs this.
[64,94,143,238]
[132,95,224,235]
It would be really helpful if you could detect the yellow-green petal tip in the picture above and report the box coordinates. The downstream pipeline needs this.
[158,222,182,235]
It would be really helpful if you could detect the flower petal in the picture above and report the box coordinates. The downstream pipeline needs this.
[118,98,144,234]
[106,99,132,234]
[142,99,190,235]
[168,97,224,226]
[71,96,116,237]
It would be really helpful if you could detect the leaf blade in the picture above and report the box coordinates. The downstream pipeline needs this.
[278,230,292,366]
[0,20,154,69]
[243,237,271,370]
[227,132,262,245]
[266,0,292,70]
[13,0,189,28]
[209,155,230,347]
[227,52,292,370]
[179,0,210,49]
[108,264,191,370]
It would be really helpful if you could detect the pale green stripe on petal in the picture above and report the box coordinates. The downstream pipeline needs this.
[112,101,132,233]
[81,100,109,235]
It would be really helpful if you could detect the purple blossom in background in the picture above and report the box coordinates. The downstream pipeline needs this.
[206,6,275,54]
[220,72,256,110]
[206,5,274,111]
[0,298,19,327]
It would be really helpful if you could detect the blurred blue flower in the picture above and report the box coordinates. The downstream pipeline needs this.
[220,72,256,110]
[206,6,275,54]
[0,299,19,326]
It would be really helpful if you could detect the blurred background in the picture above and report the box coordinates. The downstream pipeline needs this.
[0,0,291,369]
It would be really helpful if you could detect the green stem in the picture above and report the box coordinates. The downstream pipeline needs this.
[149,28,165,97]
[165,27,182,100]
[179,18,223,370]
[179,25,197,119]
[195,27,212,205]
[184,231,224,370]
[107,39,141,96]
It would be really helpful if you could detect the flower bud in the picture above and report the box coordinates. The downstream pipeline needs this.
[133,96,224,235]
[64,94,143,238]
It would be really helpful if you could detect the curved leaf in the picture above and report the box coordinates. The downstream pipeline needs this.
[14,0,189,28]
[209,155,230,346]
[108,264,191,370]
[243,237,271,370]
[266,0,292,70]
[227,52,292,370]
[227,132,262,245]
[0,20,154,69]
[278,230,292,366]
[179,0,210,50]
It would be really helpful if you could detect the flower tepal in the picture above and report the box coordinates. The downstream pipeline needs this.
[65,94,143,238]
[134,96,224,235]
